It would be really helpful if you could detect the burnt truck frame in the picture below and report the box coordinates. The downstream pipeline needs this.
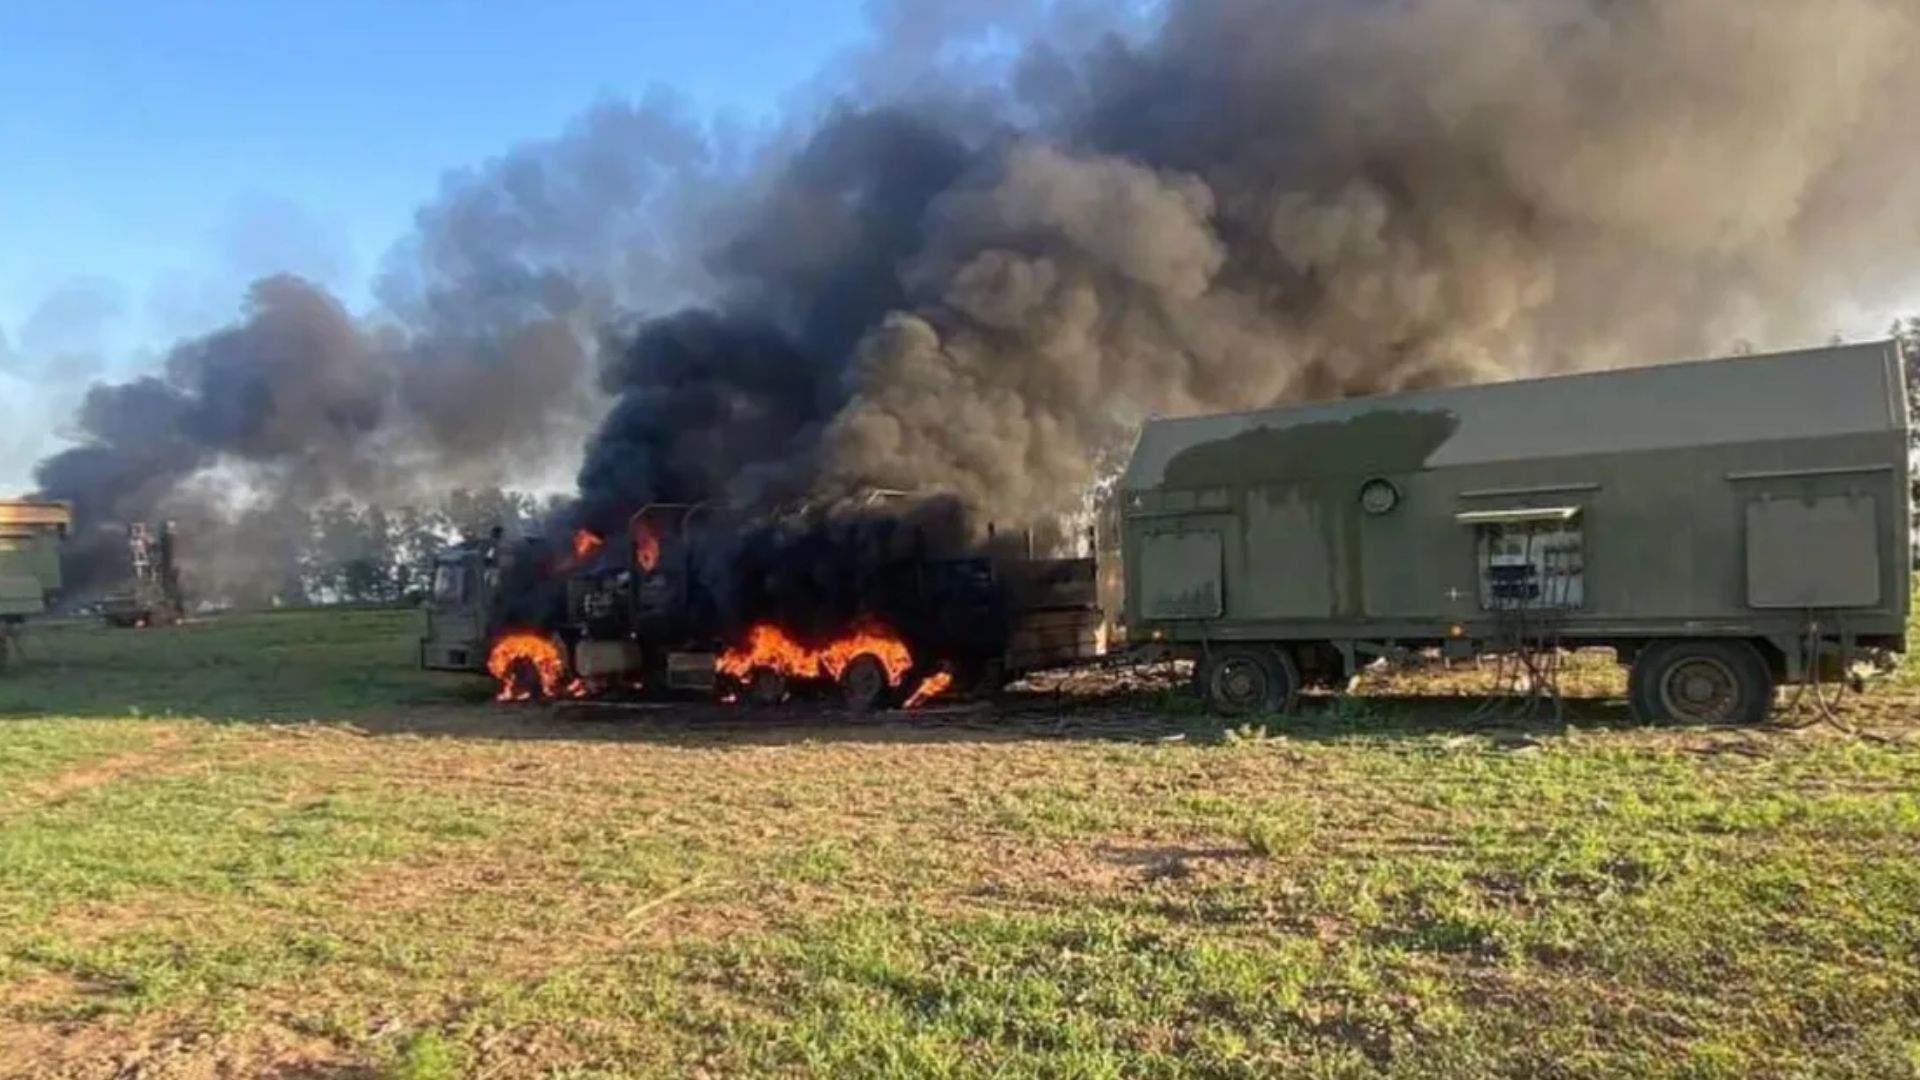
[421,503,1105,707]
[100,522,186,628]
[1121,341,1913,724]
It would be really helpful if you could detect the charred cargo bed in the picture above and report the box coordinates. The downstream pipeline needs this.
[581,508,1104,705]
[1122,340,1913,723]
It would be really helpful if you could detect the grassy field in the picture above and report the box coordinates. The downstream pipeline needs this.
[1,611,1918,1079]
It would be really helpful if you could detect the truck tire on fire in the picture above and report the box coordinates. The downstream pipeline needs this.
[746,667,789,708]
[506,657,545,702]
[841,654,891,713]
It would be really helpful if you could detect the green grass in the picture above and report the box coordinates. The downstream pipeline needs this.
[0,608,482,720]
[0,610,1916,1077]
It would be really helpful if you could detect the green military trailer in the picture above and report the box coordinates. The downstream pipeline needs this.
[1121,341,1912,724]
[0,500,71,672]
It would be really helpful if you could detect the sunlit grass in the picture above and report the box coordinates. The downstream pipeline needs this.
[0,609,1915,1077]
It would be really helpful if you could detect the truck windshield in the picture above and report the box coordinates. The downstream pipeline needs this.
[431,561,466,604]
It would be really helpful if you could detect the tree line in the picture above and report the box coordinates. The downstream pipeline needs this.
[185,487,566,610]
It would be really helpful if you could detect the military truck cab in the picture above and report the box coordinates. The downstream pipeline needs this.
[420,544,497,673]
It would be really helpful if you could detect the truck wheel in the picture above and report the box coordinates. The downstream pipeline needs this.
[505,657,545,702]
[745,668,788,708]
[1201,646,1299,717]
[841,654,891,714]
[977,659,1008,695]
[1628,640,1772,726]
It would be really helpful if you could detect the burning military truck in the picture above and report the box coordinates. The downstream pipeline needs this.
[1122,340,1912,724]
[421,501,1105,710]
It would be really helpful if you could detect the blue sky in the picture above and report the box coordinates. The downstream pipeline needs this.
[0,0,873,490]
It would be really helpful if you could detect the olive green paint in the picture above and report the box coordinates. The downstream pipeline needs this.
[1162,409,1460,488]
[0,503,68,620]
[1121,341,1913,669]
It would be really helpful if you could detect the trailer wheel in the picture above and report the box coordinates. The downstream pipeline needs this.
[745,668,788,708]
[841,654,891,714]
[1201,646,1299,717]
[1628,640,1773,726]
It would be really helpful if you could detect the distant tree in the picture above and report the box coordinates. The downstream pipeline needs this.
[359,506,398,603]
[443,486,542,543]
[212,501,316,610]
[307,502,400,603]
[206,487,556,610]
[337,556,387,603]
[389,504,451,602]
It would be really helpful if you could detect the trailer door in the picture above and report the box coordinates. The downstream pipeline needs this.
[1139,531,1224,619]
[1744,494,1880,609]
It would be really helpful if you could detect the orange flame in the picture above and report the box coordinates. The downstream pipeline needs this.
[716,624,914,687]
[634,526,661,574]
[904,671,954,710]
[486,631,582,702]
[573,529,604,562]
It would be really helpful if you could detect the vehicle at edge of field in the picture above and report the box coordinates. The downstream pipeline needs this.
[99,522,187,629]
[0,500,70,672]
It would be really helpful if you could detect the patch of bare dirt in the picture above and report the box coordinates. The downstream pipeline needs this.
[0,1015,360,1080]
[18,731,188,808]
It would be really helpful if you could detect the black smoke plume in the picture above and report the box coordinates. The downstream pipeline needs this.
[575,0,1920,539]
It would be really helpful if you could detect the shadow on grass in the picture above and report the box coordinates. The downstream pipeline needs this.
[338,687,1643,749]
[0,607,1648,747]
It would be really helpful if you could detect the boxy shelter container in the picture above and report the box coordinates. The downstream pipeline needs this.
[0,500,71,671]
[1120,341,1911,723]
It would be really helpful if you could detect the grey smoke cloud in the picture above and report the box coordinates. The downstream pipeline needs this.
[31,97,725,579]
